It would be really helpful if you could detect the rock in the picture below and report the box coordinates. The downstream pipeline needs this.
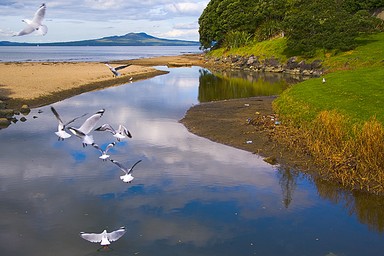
[0,100,6,109]
[20,104,31,115]
[0,109,14,118]
[20,117,27,122]
[0,118,11,128]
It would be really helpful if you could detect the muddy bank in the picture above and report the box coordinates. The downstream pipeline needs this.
[180,96,313,170]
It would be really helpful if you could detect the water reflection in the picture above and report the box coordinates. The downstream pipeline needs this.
[0,66,383,256]
[198,68,295,102]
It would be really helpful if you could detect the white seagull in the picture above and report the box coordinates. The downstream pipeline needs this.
[110,159,142,183]
[14,3,48,36]
[92,142,116,161]
[80,227,126,249]
[322,77,326,83]
[95,124,132,141]
[50,106,87,141]
[68,109,105,147]
[104,63,131,77]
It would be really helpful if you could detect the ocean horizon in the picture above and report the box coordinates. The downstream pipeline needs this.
[0,45,202,62]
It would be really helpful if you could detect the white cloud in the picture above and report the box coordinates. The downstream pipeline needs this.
[0,0,209,42]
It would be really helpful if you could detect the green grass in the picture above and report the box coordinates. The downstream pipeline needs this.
[319,33,384,71]
[274,66,384,127]
[209,32,384,193]
[209,37,289,61]
[209,32,384,70]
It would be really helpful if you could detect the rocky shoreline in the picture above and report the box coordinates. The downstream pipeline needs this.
[203,55,324,77]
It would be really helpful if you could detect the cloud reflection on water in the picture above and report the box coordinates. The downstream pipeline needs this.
[1,67,383,256]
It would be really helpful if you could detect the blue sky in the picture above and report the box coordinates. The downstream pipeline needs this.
[0,0,209,43]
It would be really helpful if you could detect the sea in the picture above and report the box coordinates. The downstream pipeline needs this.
[0,45,202,62]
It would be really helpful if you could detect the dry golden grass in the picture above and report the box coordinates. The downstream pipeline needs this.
[274,110,384,194]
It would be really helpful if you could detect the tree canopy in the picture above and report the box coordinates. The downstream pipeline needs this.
[198,0,384,55]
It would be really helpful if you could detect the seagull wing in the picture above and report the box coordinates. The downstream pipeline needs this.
[104,63,114,70]
[64,112,88,127]
[80,232,103,243]
[68,127,86,137]
[91,143,103,153]
[15,25,35,36]
[128,160,142,174]
[78,109,105,134]
[107,227,126,242]
[50,106,64,126]
[32,3,46,25]
[110,159,128,174]
[114,64,131,71]
[118,125,132,138]
[105,142,116,153]
[95,123,116,134]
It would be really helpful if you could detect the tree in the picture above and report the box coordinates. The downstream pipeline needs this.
[283,0,367,56]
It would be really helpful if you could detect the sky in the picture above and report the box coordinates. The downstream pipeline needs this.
[0,0,209,43]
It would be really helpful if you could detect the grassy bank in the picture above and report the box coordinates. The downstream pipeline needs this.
[273,33,384,194]
[211,32,384,194]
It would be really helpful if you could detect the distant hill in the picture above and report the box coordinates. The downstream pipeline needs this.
[0,32,200,46]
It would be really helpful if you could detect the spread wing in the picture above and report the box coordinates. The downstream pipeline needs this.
[64,112,88,127]
[110,159,128,174]
[91,143,102,153]
[80,232,102,243]
[128,160,142,174]
[107,227,126,242]
[118,125,132,138]
[95,123,116,134]
[50,106,64,126]
[32,3,46,25]
[78,109,105,134]
[115,64,131,71]
[15,25,35,36]
[105,142,116,153]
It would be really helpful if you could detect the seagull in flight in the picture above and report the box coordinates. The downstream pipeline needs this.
[110,159,142,183]
[95,124,132,141]
[14,3,47,36]
[68,109,105,147]
[104,63,131,77]
[50,106,87,141]
[92,142,116,161]
[80,227,126,250]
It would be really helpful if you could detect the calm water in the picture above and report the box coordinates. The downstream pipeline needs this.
[1,66,384,255]
[0,46,201,62]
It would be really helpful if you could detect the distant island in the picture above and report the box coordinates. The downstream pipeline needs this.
[0,32,200,46]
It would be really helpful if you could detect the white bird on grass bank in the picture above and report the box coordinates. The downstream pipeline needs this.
[14,3,48,36]
[80,227,126,249]
[68,109,105,147]
[110,159,142,183]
